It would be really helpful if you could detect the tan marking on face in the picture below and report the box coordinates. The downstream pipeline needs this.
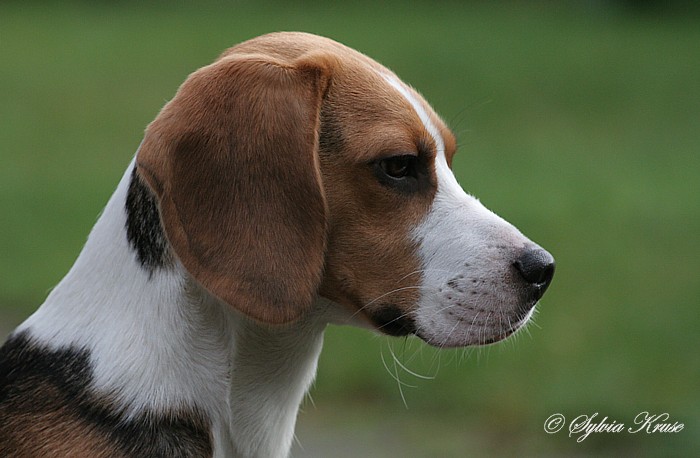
[275,38,452,331]
[438,119,458,167]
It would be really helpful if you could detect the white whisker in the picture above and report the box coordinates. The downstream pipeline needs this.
[388,343,435,380]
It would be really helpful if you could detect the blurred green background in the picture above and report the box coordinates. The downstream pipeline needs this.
[1,1,698,456]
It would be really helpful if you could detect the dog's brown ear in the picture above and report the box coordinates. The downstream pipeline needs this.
[136,54,331,324]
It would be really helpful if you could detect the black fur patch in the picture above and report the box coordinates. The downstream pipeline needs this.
[368,305,417,337]
[125,168,170,273]
[0,332,212,457]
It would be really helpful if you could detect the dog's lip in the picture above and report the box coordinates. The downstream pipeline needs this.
[478,305,536,346]
[415,326,517,348]
[415,305,535,348]
[478,327,518,346]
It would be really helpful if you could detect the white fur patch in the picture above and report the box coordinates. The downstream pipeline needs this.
[15,157,333,458]
[17,158,230,420]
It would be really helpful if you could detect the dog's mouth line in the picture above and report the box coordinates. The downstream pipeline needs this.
[414,325,518,349]
[412,304,537,348]
[479,326,520,346]
[480,306,537,345]
[363,295,539,344]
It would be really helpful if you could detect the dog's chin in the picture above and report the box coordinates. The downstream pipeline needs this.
[415,305,537,349]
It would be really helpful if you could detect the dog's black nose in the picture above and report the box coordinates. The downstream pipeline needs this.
[514,247,555,299]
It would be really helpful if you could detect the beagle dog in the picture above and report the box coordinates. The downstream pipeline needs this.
[0,32,554,457]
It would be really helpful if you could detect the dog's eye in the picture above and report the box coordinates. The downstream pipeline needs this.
[378,155,415,179]
[373,154,428,194]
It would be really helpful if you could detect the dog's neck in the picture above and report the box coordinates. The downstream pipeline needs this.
[16,160,336,457]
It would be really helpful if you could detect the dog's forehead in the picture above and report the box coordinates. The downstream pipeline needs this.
[225,32,456,161]
[329,61,457,164]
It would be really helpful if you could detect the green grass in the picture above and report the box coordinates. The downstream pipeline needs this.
[1,2,699,456]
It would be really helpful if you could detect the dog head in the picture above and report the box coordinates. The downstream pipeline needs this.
[136,32,554,347]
